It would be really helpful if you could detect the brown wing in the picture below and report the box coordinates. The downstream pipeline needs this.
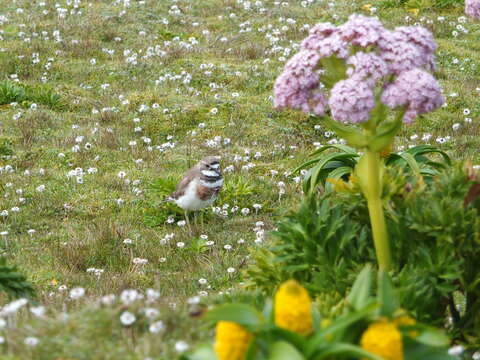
[196,184,222,201]
[169,169,197,200]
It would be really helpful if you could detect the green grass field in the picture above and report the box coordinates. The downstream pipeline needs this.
[0,0,479,358]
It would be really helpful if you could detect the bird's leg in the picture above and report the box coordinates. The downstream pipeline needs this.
[193,211,198,229]
[185,210,192,234]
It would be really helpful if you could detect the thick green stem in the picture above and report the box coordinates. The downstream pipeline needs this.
[364,150,392,271]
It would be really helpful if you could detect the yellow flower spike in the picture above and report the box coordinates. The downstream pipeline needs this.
[360,319,403,360]
[214,321,253,360]
[274,280,313,335]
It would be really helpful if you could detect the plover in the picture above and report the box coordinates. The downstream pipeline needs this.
[168,156,223,228]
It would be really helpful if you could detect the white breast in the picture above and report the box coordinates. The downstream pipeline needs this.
[174,179,217,211]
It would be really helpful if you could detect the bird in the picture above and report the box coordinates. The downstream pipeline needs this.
[168,156,223,230]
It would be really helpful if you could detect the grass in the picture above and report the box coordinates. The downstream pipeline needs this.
[0,0,478,358]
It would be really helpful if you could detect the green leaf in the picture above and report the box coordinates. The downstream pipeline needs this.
[309,153,359,193]
[414,327,450,347]
[405,145,451,166]
[246,340,268,360]
[270,327,308,353]
[392,152,422,174]
[368,117,402,152]
[404,338,455,360]
[309,144,357,157]
[311,343,383,360]
[346,265,372,311]
[206,303,265,329]
[268,341,305,360]
[182,344,217,360]
[377,271,399,317]
[306,303,378,356]
[293,150,358,174]
[262,298,274,323]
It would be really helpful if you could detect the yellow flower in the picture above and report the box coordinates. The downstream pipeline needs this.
[408,8,420,16]
[362,3,372,12]
[360,320,403,360]
[274,280,313,335]
[214,321,252,360]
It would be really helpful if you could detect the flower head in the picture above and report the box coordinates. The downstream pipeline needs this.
[381,68,444,123]
[360,320,403,360]
[274,280,313,335]
[466,0,480,19]
[396,26,436,54]
[301,29,349,59]
[214,321,253,360]
[274,50,327,115]
[347,52,389,85]
[395,26,437,70]
[69,287,85,300]
[274,16,442,125]
[307,22,338,40]
[329,78,375,123]
[120,311,136,326]
[378,30,424,74]
[339,14,384,47]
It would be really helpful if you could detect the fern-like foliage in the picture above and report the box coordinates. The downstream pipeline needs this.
[0,257,35,299]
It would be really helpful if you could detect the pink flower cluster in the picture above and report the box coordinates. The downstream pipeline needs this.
[273,50,327,115]
[466,0,480,19]
[274,14,444,124]
[382,69,444,123]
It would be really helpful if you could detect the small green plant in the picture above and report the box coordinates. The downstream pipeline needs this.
[0,81,26,104]
[0,81,64,110]
[184,266,453,360]
[219,176,256,208]
[295,144,451,194]
[0,257,35,299]
[0,138,14,156]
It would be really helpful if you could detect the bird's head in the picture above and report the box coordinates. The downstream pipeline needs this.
[198,156,222,177]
